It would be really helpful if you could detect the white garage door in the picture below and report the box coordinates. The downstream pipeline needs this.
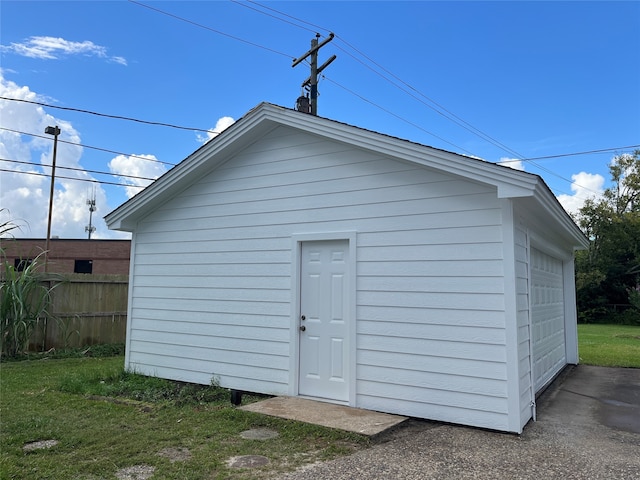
[531,248,566,392]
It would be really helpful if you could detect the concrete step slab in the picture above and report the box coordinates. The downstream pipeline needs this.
[239,397,407,437]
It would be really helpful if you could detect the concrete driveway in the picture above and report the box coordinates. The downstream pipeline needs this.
[279,365,640,479]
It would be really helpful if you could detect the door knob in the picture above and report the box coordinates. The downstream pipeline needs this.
[300,325,306,331]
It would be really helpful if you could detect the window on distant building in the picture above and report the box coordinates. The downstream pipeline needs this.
[74,259,93,274]
[14,258,33,272]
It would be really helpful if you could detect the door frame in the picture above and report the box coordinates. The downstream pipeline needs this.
[289,231,357,406]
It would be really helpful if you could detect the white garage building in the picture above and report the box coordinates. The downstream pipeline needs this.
[106,103,588,433]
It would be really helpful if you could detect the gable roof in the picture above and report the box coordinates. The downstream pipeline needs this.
[105,102,587,248]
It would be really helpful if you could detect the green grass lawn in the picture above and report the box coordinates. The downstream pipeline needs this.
[0,357,367,480]
[578,323,640,368]
[2,325,637,479]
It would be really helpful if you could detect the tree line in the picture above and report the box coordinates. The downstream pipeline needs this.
[574,150,640,324]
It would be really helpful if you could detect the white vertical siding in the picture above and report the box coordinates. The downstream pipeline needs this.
[126,126,508,429]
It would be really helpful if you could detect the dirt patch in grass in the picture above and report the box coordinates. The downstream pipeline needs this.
[23,439,59,451]
[614,333,640,340]
[227,455,270,468]
[115,465,155,480]
[157,446,192,463]
[87,394,155,412]
[240,428,279,440]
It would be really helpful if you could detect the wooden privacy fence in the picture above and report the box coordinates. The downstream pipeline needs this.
[29,274,128,350]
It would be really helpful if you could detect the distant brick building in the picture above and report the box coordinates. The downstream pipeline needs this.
[1,238,131,275]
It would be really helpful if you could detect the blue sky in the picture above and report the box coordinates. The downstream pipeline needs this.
[1,1,639,239]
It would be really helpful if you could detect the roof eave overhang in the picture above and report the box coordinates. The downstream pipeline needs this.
[105,103,280,231]
[266,106,541,197]
[531,182,590,249]
[105,103,589,250]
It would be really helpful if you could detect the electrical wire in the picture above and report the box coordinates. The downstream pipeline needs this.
[223,0,611,198]
[0,158,157,183]
[0,96,211,134]
[516,146,640,162]
[131,0,629,180]
[4,93,635,170]
[231,1,520,158]
[128,0,294,59]
[129,0,475,155]
[0,126,177,167]
[230,0,319,35]
[0,167,145,189]
[323,77,476,156]
[2,96,635,176]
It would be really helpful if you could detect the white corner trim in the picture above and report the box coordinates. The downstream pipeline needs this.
[500,200,525,433]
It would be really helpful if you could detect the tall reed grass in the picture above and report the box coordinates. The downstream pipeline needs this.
[1,212,62,358]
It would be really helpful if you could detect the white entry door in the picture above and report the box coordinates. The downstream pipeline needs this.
[298,240,350,402]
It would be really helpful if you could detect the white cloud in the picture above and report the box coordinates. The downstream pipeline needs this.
[556,171,605,217]
[0,72,123,239]
[108,154,167,199]
[497,157,525,171]
[197,116,235,143]
[111,56,128,66]
[1,36,126,65]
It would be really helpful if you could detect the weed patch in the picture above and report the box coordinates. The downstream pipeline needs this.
[57,366,248,406]
[1,343,125,362]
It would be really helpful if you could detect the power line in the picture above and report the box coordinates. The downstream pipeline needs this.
[0,167,145,189]
[128,0,294,59]
[0,157,157,183]
[520,145,640,162]
[317,74,624,197]
[2,96,635,168]
[222,1,608,198]
[0,126,176,167]
[334,34,525,159]
[230,0,319,34]
[131,0,481,154]
[242,0,331,34]
[2,92,474,161]
[0,96,212,134]
[230,1,523,159]
[323,77,475,156]
[125,0,625,197]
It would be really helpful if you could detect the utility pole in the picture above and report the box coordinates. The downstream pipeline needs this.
[292,33,336,115]
[44,125,60,273]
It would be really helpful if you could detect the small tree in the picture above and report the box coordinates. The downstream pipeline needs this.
[575,151,640,324]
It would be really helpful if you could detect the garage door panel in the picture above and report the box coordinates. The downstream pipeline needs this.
[531,248,565,392]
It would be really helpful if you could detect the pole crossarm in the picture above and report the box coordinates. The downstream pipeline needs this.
[301,55,337,87]
[292,33,335,67]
